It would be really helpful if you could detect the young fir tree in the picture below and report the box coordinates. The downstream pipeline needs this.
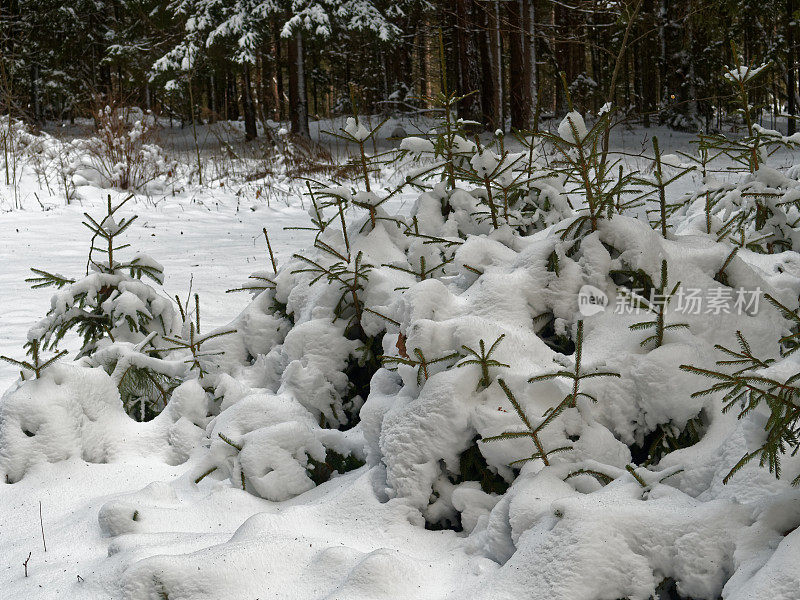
[19,195,187,420]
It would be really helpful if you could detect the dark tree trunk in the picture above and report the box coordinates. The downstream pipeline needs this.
[288,30,310,138]
[226,69,239,121]
[507,0,529,128]
[207,76,216,122]
[29,63,41,125]
[641,0,659,127]
[454,0,482,124]
[788,0,797,135]
[491,0,504,130]
[242,64,257,140]
[273,24,284,122]
[521,0,534,122]
[476,1,496,129]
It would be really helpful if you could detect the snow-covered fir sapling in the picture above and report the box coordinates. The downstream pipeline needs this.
[314,93,409,235]
[626,260,689,348]
[292,251,373,335]
[681,332,800,485]
[455,335,510,391]
[694,43,778,173]
[680,49,800,254]
[405,29,475,192]
[459,135,534,229]
[323,92,386,189]
[538,86,630,240]
[19,194,188,419]
[398,114,563,237]
[290,234,396,424]
[395,39,528,229]
[397,89,475,187]
[719,43,769,172]
[25,195,171,355]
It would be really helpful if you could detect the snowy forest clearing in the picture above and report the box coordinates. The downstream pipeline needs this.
[8,0,800,597]
[4,74,800,599]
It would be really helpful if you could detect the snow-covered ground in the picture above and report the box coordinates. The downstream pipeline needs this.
[2,114,800,600]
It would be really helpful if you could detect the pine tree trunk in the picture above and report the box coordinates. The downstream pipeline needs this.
[208,76,216,122]
[242,64,257,141]
[273,24,284,122]
[658,0,667,106]
[29,63,41,126]
[454,0,482,126]
[477,2,496,129]
[788,0,797,135]
[525,0,537,123]
[641,0,658,127]
[493,0,504,130]
[417,22,428,100]
[684,1,698,123]
[507,0,528,129]
[288,30,310,138]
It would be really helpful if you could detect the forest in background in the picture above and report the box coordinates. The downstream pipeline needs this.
[2,0,800,139]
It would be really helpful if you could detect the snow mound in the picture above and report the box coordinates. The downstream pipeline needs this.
[0,366,209,482]
[0,365,130,482]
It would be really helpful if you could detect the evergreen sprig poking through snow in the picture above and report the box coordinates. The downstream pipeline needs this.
[626,260,690,349]
[456,335,509,391]
[525,321,621,408]
[681,337,800,485]
[482,378,573,467]
[0,340,67,381]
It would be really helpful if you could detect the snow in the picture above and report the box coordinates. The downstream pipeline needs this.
[724,63,770,85]
[342,117,371,142]
[3,115,800,600]
[558,111,589,145]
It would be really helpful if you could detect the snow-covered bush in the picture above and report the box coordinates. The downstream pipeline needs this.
[131,89,799,597]
[69,106,175,192]
[188,93,800,526]
[0,115,46,156]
